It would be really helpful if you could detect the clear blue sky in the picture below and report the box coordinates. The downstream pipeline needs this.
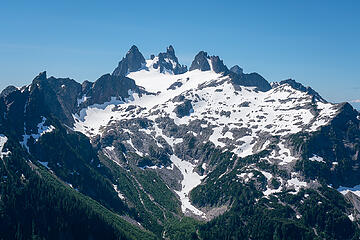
[0,0,359,107]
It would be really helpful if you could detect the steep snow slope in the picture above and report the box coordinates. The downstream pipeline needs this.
[74,68,337,141]
[74,69,222,135]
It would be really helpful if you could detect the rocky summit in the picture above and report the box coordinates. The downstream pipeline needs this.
[151,45,188,75]
[112,45,146,76]
[1,45,360,240]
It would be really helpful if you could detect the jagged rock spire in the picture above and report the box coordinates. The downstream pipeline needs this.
[166,45,175,57]
[230,65,243,75]
[151,45,187,74]
[189,51,210,71]
[34,71,47,81]
[189,51,228,73]
[112,45,146,76]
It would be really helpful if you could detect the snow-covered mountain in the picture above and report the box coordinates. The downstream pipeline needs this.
[1,45,360,239]
[71,45,353,218]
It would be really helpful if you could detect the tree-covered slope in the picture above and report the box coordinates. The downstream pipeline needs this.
[0,138,158,240]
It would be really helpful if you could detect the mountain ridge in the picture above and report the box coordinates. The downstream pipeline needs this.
[1,45,360,239]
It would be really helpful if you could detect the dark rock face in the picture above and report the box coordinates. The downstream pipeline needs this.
[152,45,187,74]
[0,71,83,134]
[189,51,211,71]
[85,74,139,105]
[1,85,28,137]
[190,51,228,73]
[296,103,360,187]
[166,45,175,56]
[46,76,83,116]
[0,69,145,143]
[231,72,271,92]
[210,56,228,73]
[279,79,326,102]
[0,100,6,134]
[0,86,19,98]
[26,71,83,127]
[173,100,193,118]
[112,45,146,76]
[81,80,93,93]
[230,65,243,75]
[0,70,144,142]
[167,81,183,90]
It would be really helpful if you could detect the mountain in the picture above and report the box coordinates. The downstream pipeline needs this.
[112,45,146,76]
[275,79,327,102]
[149,45,187,75]
[1,45,360,239]
[189,51,228,73]
[230,65,243,75]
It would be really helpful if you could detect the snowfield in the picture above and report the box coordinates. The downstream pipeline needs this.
[73,65,341,215]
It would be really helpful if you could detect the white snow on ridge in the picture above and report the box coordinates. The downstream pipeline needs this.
[309,101,338,132]
[0,135,11,159]
[21,117,55,152]
[70,67,344,204]
[74,68,338,151]
[128,60,221,93]
[72,68,343,183]
[171,155,206,218]
[73,69,222,137]
[73,96,129,136]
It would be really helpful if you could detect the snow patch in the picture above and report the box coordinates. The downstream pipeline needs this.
[237,172,254,183]
[263,185,283,197]
[309,102,338,131]
[309,155,325,163]
[171,155,206,218]
[113,184,125,200]
[287,178,307,193]
[202,163,207,170]
[278,142,297,165]
[21,117,55,152]
[0,135,11,159]
[77,94,91,106]
[260,170,273,180]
